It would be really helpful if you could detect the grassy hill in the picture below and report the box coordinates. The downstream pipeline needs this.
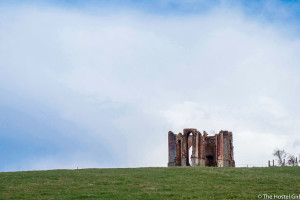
[0,167,299,199]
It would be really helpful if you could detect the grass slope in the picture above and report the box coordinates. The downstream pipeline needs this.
[0,167,300,199]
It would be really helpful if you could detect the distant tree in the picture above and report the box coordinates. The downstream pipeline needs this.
[287,155,298,166]
[273,149,299,167]
[273,149,286,166]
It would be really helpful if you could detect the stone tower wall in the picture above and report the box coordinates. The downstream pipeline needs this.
[168,128,235,167]
[168,131,176,167]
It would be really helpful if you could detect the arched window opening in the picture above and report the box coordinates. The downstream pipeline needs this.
[189,146,193,166]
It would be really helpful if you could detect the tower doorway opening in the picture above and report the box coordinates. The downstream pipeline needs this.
[189,146,193,166]
[206,155,214,166]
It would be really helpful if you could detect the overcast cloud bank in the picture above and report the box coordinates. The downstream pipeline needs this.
[0,1,300,171]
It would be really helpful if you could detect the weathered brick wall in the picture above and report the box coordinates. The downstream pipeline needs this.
[204,136,216,166]
[175,134,182,166]
[168,131,176,167]
[168,128,235,167]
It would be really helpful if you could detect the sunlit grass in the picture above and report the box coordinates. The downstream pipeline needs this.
[0,167,299,199]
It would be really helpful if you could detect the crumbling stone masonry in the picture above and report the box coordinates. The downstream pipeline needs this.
[168,128,235,167]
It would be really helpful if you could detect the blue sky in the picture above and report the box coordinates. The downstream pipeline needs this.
[1,0,300,171]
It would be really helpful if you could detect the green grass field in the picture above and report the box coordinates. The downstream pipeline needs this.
[0,167,299,199]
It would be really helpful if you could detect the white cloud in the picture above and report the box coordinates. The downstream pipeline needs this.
[1,4,300,170]
[259,96,288,118]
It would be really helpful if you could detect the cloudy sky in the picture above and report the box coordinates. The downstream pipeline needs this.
[1,0,300,171]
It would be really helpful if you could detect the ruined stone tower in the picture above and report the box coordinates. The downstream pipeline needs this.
[168,128,235,167]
